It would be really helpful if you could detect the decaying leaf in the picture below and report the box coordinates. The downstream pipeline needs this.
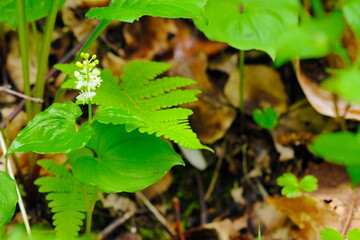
[224,64,288,115]
[267,195,341,239]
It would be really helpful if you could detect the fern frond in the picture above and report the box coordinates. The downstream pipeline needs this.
[93,61,211,151]
[35,160,96,240]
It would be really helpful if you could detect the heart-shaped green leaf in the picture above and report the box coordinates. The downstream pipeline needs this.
[348,228,360,240]
[0,171,18,226]
[86,0,208,23]
[0,0,66,29]
[252,107,278,130]
[6,102,92,156]
[343,0,360,39]
[322,68,360,103]
[298,175,318,192]
[194,0,300,59]
[320,228,344,240]
[72,122,184,193]
[275,11,345,66]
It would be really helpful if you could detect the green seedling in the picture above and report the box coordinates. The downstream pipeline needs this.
[0,171,17,226]
[276,173,318,198]
[320,228,360,240]
[252,107,278,130]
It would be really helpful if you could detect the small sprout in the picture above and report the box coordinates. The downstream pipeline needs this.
[252,106,278,130]
[276,173,318,198]
[74,52,103,104]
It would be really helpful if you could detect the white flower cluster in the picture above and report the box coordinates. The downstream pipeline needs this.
[74,52,102,104]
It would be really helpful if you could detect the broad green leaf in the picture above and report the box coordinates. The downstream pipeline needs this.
[348,228,360,240]
[298,175,318,192]
[72,122,184,193]
[275,11,345,66]
[322,68,360,103]
[277,173,300,197]
[345,165,360,186]
[0,171,18,226]
[194,0,300,59]
[343,0,360,39]
[252,107,278,130]
[7,225,56,240]
[320,228,344,240]
[86,0,208,23]
[0,0,66,29]
[6,102,92,156]
[310,131,360,185]
[310,131,360,166]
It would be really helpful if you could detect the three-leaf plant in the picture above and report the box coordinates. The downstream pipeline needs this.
[277,173,318,198]
[252,106,278,130]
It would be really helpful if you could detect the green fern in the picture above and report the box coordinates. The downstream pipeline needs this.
[92,61,211,151]
[34,160,96,240]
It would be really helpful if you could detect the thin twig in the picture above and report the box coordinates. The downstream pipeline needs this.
[205,147,224,201]
[0,86,43,103]
[0,130,31,235]
[98,211,133,240]
[195,169,207,225]
[173,197,186,240]
[341,188,358,236]
[135,192,176,236]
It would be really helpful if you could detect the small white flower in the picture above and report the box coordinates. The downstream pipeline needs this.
[76,91,96,104]
[76,80,87,89]
[74,52,103,104]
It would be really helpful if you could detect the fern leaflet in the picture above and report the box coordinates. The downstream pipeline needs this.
[92,61,211,151]
[35,160,96,240]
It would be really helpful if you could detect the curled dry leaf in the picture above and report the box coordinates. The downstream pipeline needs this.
[295,58,360,120]
[224,64,288,115]
[169,54,236,144]
[267,195,341,240]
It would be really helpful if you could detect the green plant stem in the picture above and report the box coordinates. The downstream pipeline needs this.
[334,41,352,68]
[88,103,93,122]
[31,21,40,60]
[310,0,325,18]
[54,20,111,103]
[239,50,245,114]
[32,0,61,118]
[16,0,32,121]
[83,186,98,240]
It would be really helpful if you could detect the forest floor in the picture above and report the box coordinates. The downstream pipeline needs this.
[1,1,359,240]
